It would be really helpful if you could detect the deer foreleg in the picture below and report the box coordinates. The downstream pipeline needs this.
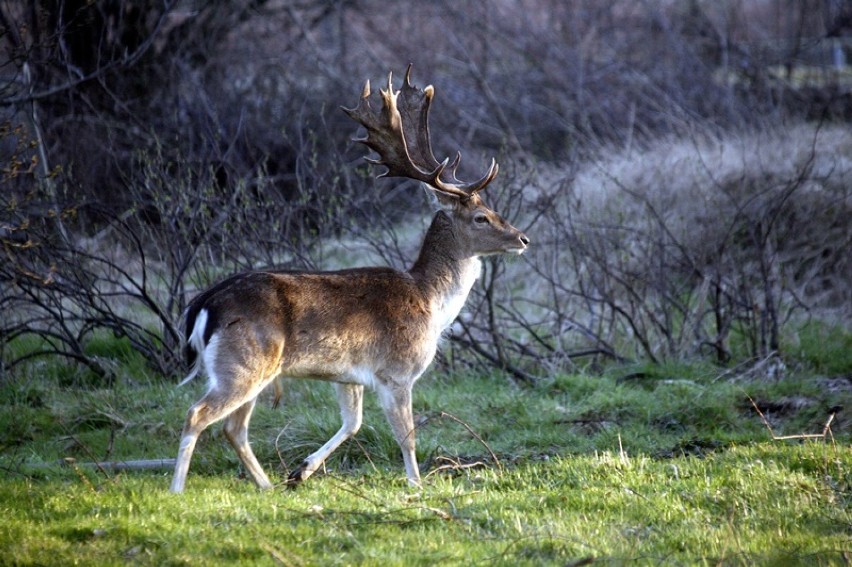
[288,382,364,485]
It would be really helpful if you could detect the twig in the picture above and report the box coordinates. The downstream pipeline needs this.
[432,411,501,471]
[451,324,536,384]
[351,436,379,475]
[424,456,489,479]
[420,506,453,521]
[748,396,836,441]
[324,474,387,509]
[65,434,114,481]
[66,461,97,492]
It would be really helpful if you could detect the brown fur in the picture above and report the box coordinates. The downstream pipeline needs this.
[169,70,529,493]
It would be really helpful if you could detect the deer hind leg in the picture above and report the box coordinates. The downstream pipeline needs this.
[223,396,272,489]
[170,355,280,493]
[288,382,364,485]
[377,383,421,487]
[171,382,272,493]
[170,391,242,493]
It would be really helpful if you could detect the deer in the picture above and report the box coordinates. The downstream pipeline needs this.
[169,66,529,493]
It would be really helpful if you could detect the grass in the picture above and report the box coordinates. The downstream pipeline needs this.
[788,320,852,377]
[1,337,850,565]
[0,446,848,565]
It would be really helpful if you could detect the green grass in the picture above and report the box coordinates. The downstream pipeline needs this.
[1,341,850,564]
[787,320,852,376]
[0,445,848,565]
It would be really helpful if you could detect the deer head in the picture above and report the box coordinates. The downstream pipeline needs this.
[342,65,529,260]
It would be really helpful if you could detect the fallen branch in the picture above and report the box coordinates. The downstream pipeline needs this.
[748,396,836,443]
[31,458,177,471]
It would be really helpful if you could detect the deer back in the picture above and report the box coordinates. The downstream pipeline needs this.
[183,266,450,388]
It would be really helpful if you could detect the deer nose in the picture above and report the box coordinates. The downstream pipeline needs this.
[519,234,530,247]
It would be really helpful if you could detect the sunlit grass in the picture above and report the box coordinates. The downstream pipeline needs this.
[1,443,848,565]
[1,334,850,564]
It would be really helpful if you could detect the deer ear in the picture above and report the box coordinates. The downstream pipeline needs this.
[423,184,458,211]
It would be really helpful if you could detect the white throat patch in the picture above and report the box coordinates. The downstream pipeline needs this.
[434,258,482,332]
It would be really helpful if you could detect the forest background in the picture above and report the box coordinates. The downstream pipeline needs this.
[2,0,851,380]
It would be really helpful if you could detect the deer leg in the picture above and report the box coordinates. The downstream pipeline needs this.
[223,396,272,489]
[170,413,201,494]
[377,383,420,487]
[288,382,364,485]
[171,363,277,493]
[170,392,244,493]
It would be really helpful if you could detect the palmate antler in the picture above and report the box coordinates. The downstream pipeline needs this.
[342,65,498,202]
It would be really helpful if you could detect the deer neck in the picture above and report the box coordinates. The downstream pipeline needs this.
[410,212,482,332]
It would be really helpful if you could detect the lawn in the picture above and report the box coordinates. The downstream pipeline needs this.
[0,350,849,565]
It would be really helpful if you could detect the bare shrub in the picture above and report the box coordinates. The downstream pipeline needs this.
[2,1,851,382]
[0,126,365,380]
[524,123,852,366]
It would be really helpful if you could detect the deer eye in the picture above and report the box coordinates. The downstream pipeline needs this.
[474,214,490,225]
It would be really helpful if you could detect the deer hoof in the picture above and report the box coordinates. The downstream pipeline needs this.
[286,463,309,488]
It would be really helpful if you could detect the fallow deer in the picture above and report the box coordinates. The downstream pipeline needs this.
[170,66,529,493]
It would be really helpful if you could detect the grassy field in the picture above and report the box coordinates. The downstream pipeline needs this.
[1,334,850,565]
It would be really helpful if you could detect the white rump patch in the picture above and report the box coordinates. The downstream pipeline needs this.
[178,308,209,386]
[201,333,222,392]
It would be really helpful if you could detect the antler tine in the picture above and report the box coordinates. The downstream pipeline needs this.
[459,158,499,195]
[447,151,462,181]
[404,64,414,89]
[444,153,498,196]
[342,65,498,201]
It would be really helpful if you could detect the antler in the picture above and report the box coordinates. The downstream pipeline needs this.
[342,65,498,201]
